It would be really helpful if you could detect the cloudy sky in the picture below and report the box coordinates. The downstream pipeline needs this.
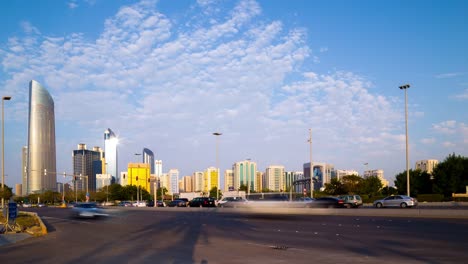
[1,0,467,188]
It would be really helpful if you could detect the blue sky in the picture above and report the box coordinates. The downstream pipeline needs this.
[1,0,467,189]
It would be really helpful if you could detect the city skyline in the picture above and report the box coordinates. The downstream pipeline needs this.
[1,0,467,188]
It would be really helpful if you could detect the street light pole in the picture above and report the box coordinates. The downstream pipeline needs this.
[308,128,313,198]
[399,84,411,196]
[213,132,222,201]
[1,96,11,208]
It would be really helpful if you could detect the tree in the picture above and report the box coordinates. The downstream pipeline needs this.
[0,185,13,201]
[432,153,468,198]
[324,178,346,195]
[341,175,363,194]
[360,176,383,198]
[239,184,248,192]
[381,186,398,196]
[395,169,434,197]
[209,187,222,199]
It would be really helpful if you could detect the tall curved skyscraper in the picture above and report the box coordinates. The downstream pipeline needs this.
[27,80,57,193]
[104,128,118,183]
[143,148,155,174]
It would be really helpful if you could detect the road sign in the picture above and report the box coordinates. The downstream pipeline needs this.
[8,202,18,221]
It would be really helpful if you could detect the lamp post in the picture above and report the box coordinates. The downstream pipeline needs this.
[213,132,222,201]
[136,176,139,205]
[308,128,313,198]
[2,96,11,208]
[246,158,251,197]
[399,84,411,196]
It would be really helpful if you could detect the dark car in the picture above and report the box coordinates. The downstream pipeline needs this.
[146,200,154,207]
[189,197,216,207]
[308,197,345,208]
[156,200,166,207]
[168,199,188,207]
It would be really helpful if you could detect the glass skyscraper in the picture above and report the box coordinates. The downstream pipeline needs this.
[27,80,56,193]
[104,128,118,183]
[142,148,155,174]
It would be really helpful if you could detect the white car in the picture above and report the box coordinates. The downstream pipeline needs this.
[132,201,147,207]
[71,202,108,218]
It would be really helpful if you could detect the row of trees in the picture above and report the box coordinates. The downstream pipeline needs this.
[394,153,468,199]
[322,153,467,201]
[6,184,170,205]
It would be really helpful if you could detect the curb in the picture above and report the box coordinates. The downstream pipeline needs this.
[21,212,48,235]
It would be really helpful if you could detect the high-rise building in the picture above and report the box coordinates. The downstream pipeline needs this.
[233,160,257,192]
[27,80,56,193]
[96,174,112,190]
[104,128,118,183]
[415,159,439,174]
[192,171,204,192]
[303,162,336,190]
[72,144,102,192]
[168,169,179,194]
[15,184,22,196]
[203,167,218,193]
[127,163,151,192]
[224,169,234,192]
[143,148,155,174]
[255,171,263,192]
[265,165,285,191]
[182,176,192,193]
[22,146,28,195]
[155,160,163,177]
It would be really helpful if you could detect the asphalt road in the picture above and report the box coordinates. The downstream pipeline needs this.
[1,207,468,264]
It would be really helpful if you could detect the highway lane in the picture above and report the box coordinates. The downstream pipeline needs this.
[1,207,468,263]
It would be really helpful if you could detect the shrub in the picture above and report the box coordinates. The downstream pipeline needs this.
[417,194,444,202]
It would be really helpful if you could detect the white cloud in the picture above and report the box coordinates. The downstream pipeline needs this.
[435,72,465,79]
[0,0,424,182]
[443,141,456,148]
[421,138,436,144]
[454,89,468,100]
[20,21,40,35]
[68,2,78,9]
[432,120,457,134]
[319,47,328,52]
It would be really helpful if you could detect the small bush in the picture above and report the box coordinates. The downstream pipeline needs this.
[417,194,444,202]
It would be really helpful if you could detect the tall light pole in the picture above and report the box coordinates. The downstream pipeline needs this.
[308,128,313,198]
[246,158,251,197]
[134,153,141,204]
[213,132,222,201]
[399,84,411,196]
[2,96,11,208]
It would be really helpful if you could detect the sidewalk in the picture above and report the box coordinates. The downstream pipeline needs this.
[0,232,32,247]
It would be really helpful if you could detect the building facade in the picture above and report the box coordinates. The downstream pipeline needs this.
[336,170,359,180]
[104,128,118,183]
[72,144,102,192]
[192,171,204,192]
[22,146,28,195]
[264,165,285,192]
[233,160,257,192]
[127,163,151,193]
[168,169,179,195]
[303,162,336,191]
[143,148,155,174]
[224,169,234,192]
[27,80,57,193]
[155,160,163,177]
[203,167,219,193]
[364,169,389,187]
[415,159,439,174]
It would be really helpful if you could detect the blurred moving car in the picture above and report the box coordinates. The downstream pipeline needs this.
[168,199,188,207]
[71,202,108,218]
[22,203,32,208]
[37,203,47,208]
[189,197,216,207]
[218,197,249,208]
[373,195,418,208]
[307,197,345,208]
[338,195,363,208]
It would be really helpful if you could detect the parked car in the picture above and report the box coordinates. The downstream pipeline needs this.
[117,201,133,207]
[189,197,216,207]
[307,197,345,208]
[132,201,147,207]
[218,197,249,208]
[373,195,418,208]
[338,195,363,208]
[156,200,166,207]
[168,199,188,207]
[71,202,108,218]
